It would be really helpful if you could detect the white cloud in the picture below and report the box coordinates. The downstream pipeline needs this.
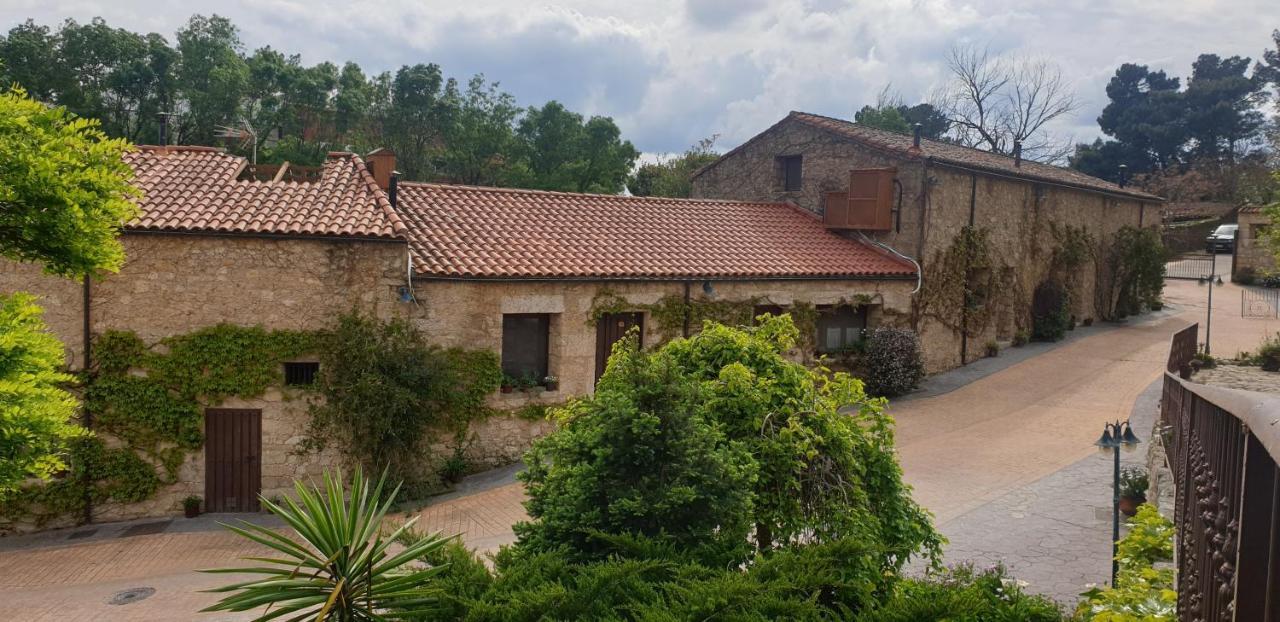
[3,0,1277,153]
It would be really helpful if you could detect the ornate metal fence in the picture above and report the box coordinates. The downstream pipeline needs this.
[1161,323,1280,621]
[1242,288,1280,319]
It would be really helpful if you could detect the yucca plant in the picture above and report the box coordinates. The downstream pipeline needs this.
[202,468,450,621]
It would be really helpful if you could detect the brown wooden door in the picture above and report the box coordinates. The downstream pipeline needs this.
[204,409,262,513]
[595,312,643,383]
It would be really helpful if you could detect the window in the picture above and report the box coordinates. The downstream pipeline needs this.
[283,362,319,386]
[779,155,803,191]
[815,305,867,353]
[753,304,785,324]
[502,314,550,383]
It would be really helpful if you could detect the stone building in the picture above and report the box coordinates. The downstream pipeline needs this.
[1,145,916,529]
[692,111,1165,371]
[0,146,410,529]
[1234,206,1275,279]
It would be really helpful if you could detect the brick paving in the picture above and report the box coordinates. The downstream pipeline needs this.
[0,272,1275,620]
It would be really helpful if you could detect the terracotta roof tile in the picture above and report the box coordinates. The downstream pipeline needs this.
[395,183,916,280]
[696,111,1164,202]
[121,146,407,239]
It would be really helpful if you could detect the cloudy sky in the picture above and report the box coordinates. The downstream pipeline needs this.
[3,0,1277,156]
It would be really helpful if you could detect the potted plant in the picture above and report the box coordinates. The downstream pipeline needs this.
[543,375,559,392]
[182,495,202,518]
[1118,466,1148,516]
[500,373,516,394]
[518,372,540,392]
[984,340,999,358]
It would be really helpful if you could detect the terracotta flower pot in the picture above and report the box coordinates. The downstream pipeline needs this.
[1118,495,1144,517]
[500,385,514,394]
[544,381,558,392]
[184,504,200,519]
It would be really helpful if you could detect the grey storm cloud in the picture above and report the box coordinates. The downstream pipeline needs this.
[2,0,1278,156]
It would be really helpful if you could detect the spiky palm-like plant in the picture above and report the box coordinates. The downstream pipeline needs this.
[202,468,449,621]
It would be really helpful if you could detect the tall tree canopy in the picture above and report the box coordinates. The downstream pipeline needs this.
[627,136,719,198]
[1071,49,1270,187]
[0,14,638,194]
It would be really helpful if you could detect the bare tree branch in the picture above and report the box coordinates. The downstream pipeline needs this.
[938,43,1079,163]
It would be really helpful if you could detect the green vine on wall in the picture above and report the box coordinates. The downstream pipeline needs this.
[587,290,873,353]
[915,227,1020,337]
[1,325,318,526]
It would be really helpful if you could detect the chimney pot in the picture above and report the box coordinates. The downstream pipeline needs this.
[1013,141,1023,167]
[1118,164,1128,188]
[388,171,400,209]
[912,123,922,148]
[365,148,397,190]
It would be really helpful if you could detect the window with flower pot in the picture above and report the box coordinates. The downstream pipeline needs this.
[502,313,551,387]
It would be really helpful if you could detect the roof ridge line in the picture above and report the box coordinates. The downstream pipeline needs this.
[347,153,409,238]
[397,180,792,206]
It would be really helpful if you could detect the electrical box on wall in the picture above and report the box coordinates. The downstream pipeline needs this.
[824,168,895,231]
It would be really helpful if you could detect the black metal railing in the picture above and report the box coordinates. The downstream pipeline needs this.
[1161,323,1280,621]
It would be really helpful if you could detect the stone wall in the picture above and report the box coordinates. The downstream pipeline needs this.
[691,118,1156,371]
[410,277,916,399]
[1236,211,1276,277]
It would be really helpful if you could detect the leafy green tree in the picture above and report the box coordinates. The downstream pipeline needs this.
[0,88,138,277]
[436,75,521,186]
[628,136,719,198]
[0,294,88,501]
[854,104,911,134]
[0,20,65,102]
[518,316,940,572]
[379,63,449,180]
[1183,54,1267,161]
[516,334,757,558]
[174,14,247,144]
[515,101,638,193]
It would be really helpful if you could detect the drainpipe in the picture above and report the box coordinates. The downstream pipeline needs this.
[81,274,93,525]
[960,174,977,364]
[682,281,692,337]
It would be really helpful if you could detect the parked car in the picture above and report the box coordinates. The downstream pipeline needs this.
[1205,224,1238,253]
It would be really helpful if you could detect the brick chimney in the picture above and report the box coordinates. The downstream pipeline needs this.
[365,148,396,190]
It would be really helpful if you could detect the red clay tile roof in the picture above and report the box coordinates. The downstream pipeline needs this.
[394,182,916,279]
[122,146,407,239]
[696,111,1164,202]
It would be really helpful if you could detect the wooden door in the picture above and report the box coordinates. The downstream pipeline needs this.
[204,409,262,512]
[595,312,643,383]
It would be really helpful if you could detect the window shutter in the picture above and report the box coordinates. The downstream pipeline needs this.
[827,168,895,230]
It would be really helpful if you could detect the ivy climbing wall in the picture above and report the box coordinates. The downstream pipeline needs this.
[690,115,1156,372]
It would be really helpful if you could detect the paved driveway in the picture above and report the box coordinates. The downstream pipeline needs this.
[0,272,1274,619]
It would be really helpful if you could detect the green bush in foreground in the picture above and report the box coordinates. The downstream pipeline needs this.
[1076,504,1175,621]
[867,563,1065,622]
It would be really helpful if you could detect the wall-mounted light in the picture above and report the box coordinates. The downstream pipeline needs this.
[702,281,715,297]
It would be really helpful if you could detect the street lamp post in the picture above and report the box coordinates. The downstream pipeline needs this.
[1198,252,1222,355]
[1095,420,1142,586]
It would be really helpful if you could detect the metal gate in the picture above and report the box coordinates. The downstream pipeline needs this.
[1242,287,1280,318]
[204,408,262,512]
[1164,253,1217,280]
